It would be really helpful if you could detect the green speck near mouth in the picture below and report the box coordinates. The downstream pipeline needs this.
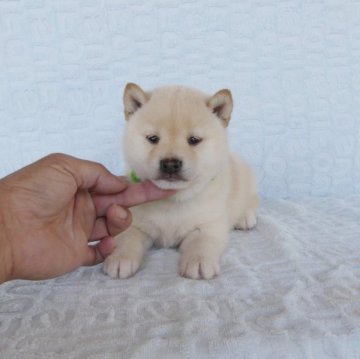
[130,170,141,183]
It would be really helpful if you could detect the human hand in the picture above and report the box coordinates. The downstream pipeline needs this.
[0,154,174,282]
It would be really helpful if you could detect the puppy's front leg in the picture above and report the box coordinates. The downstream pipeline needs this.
[179,222,228,280]
[103,227,152,279]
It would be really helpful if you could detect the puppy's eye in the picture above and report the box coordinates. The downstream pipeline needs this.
[188,136,202,146]
[146,135,160,144]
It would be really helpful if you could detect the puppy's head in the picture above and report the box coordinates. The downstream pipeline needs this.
[123,83,233,192]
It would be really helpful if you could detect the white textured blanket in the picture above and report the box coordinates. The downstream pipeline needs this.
[1,198,360,358]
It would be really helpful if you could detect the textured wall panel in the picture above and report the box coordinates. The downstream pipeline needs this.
[0,0,359,198]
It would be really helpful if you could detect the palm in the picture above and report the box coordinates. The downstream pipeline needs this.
[16,191,96,279]
[3,164,100,279]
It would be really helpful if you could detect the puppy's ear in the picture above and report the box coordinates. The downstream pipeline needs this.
[123,83,149,120]
[207,89,233,127]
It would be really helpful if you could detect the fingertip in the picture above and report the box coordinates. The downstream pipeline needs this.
[97,236,116,258]
[84,236,116,266]
[139,180,177,201]
[111,203,129,220]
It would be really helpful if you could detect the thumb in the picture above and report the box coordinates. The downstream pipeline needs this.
[106,204,132,237]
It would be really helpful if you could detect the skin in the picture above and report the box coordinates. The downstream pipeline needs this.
[0,154,174,283]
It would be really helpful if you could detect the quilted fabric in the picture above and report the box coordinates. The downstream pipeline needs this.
[1,3,360,358]
[1,197,360,358]
[0,0,359,197]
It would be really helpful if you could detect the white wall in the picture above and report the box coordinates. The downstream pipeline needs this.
[1,0,359,197]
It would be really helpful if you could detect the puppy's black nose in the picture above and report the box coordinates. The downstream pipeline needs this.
[160,158,183,174]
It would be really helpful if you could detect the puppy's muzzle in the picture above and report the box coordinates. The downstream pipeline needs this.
[160,158,183,175]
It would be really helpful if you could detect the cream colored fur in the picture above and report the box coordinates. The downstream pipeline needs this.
[103,84,259,280]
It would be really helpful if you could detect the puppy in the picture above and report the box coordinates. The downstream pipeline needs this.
[103,83,258,280]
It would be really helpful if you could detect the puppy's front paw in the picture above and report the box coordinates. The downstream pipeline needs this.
[180,254,220,280]
[235,211,257,230]
[103,253,141,279]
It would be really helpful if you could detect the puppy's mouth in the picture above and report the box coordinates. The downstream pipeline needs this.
[151,172,189,190]
[157,173,186,182]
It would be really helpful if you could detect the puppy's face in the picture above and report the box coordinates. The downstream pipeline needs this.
[123,84,233,191]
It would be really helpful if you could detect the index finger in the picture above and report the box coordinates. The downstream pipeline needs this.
[92,180,175,216]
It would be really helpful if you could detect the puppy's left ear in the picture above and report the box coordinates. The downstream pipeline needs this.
[207,89,233,127]
[123,83,150,120]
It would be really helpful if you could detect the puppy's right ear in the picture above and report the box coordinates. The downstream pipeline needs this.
[123,83,149,120]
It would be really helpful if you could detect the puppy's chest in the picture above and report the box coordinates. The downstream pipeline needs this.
[132,202,201,248]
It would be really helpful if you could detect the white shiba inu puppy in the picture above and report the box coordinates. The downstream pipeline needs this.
[103,83,258,280]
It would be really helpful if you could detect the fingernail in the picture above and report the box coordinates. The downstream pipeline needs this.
[115,205,128,220]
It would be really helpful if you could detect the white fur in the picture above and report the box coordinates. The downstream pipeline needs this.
[103,84,259,280]
[151,179,189,190]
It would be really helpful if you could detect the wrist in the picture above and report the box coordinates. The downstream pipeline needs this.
[0,187,13,283]
[0,238,12,284]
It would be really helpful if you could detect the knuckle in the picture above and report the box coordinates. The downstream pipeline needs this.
[43,153,70,165]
